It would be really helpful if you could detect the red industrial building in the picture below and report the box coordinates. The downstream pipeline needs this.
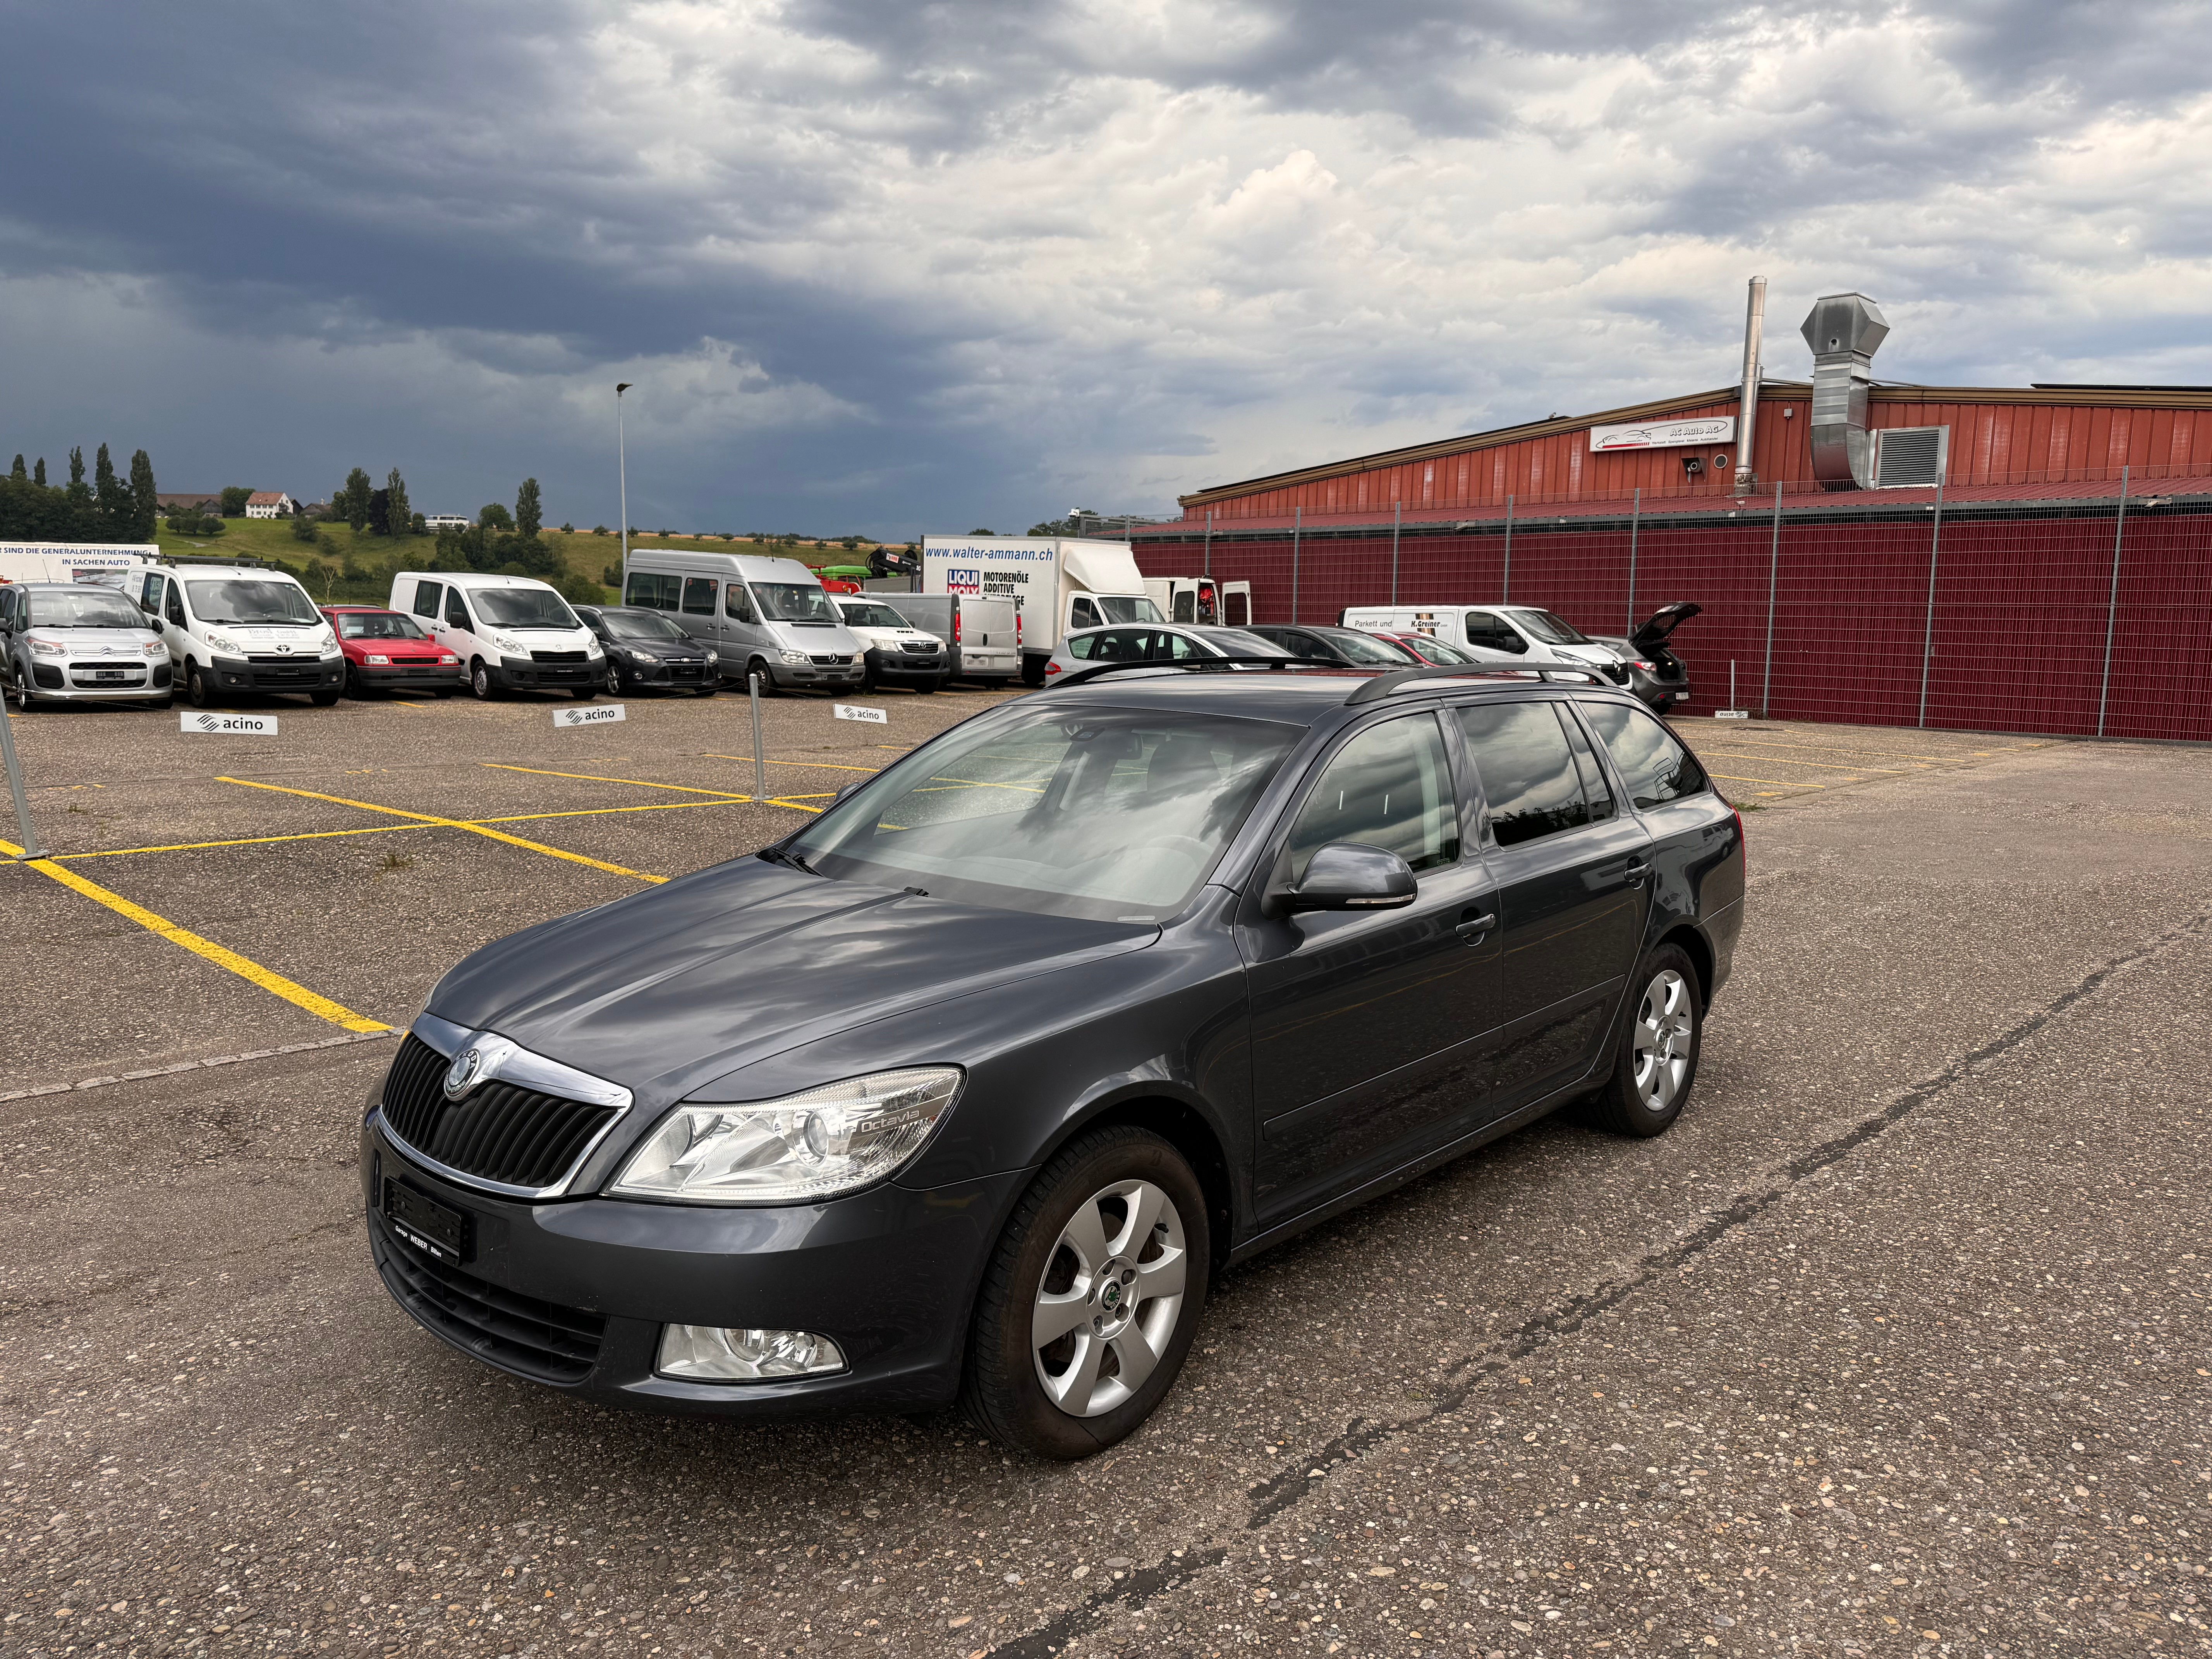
[1130,290,2212,742]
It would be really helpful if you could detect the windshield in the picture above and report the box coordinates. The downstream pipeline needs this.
[1510,608,1593,645]
[335,611,428,641]
[184,579,319,625]
[1329,630,1419,666]
[788,706,1300,923]
[602,610,688,641]
[26,591,148,629]
[1097,596,1163,624]
[1396,632,1474,664]
[471,587,580,630]
[835,601,912,630]
[754,582,838,623]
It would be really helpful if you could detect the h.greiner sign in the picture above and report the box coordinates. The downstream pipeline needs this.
[1588,415,1736,453]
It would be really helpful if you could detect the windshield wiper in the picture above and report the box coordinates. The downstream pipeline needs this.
[757,845,817,874]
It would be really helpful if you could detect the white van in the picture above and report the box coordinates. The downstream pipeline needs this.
[921,536,1159,684]
[122,555,346,707]
[1141,576,1255,629]
[1336,603,1628,679]
[389,571,606,700]
[828,596,948,692]
[622,549,864,694]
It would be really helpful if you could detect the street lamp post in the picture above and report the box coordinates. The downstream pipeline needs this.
[616,382,633,568]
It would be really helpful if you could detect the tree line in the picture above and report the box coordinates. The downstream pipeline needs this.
[0,446,158,542]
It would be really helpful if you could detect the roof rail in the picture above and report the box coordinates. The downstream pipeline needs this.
[1044,656,1315,690]
[1341,659,1608,706]
[153,551,275,569]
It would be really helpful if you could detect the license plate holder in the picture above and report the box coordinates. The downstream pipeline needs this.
[383,1178,471,1264]
[93,670,131,682]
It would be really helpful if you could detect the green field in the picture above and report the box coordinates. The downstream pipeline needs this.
[151,519,887,607]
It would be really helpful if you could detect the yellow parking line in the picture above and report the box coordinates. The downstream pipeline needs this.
[1716,735,2035,764]
[702,752,883,774]
[481,762,754,800]
[45,799,741,862]
[0,834,388,1032]
[218,778,668,883]
[1706,771,1831,789]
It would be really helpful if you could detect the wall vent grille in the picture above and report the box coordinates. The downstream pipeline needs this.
[1874,425,1949,488]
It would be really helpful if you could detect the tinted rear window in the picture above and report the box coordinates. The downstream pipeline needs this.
[1456,701,1597,846]
[1584,702,1709,809]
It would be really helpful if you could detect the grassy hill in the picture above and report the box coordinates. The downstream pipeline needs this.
[152,520,892,606]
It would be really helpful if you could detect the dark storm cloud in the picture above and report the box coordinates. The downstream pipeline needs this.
[1,0,2206,530]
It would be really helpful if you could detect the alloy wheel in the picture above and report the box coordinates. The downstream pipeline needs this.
[1031,1178,1188,1419]
[1632,967,1694,1113]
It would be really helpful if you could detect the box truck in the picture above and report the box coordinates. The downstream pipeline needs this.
[922,536,1160,685]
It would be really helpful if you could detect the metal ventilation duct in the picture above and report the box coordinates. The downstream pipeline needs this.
[1800,293,1889,489]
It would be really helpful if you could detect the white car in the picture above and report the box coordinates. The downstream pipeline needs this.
[1042,622,1292,682]
[390,571,607,700]
[1336,603,1631,682]
[123,557,346,707]
[831,597,949,692]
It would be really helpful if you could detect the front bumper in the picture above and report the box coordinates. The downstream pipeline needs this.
[768,658,863,690]
[27,658,172,700]
[865,647,945,682]
[352,662,465,691]
[618,657,718,690]
[212,656,345,694]
[361,1113,1025,1416]
[494,657,607,692]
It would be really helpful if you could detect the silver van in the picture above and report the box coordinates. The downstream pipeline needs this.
[622,550,864,694]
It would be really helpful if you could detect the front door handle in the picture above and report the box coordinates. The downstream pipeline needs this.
[1623,857,1651,885]
[1455,908,1496,944]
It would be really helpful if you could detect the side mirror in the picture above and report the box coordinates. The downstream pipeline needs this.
[1271,843,1417,914]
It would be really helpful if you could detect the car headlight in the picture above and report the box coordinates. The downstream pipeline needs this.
[779,648,809,665]
[704,649,719,665]
[493,633,524,654]
[438,654,459,666]
[364,653,390,665]
[629,649,660,663]
[141,641,166,658]
[584,641,604,659]
[203,630,240,655]
[609,1068,962,1205]
[28,637,67,656]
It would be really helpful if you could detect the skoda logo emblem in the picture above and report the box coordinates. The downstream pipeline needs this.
[1099,1282,1121,1311]
[443,1046,486,1100]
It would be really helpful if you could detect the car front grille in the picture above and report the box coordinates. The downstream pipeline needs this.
[900,641,938,655]
[371,1211,605,1384]
[531,649,587,663]
[70,662,148,684]
[247,653,313,664]
[809,653,851,667]
[378,1034,619,1193]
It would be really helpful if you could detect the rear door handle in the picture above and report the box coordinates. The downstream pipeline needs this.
[1623,857,1651,885]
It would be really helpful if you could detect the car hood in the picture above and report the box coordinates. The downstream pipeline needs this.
[427,859,1158,1104]
[28,627,158,648]
[1631,602,1702,648]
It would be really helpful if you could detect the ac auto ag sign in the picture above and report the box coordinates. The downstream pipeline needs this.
[1588,415,1736,453]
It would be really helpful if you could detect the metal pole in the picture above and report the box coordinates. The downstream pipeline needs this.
[1916,479,1945,729]
[1733,276,1767,495]
[2096,467,2130,737]
[1760,482,1781,717]
[0,698,46,859]
[748,670,768,801]
[1502,495,1513,602]
[1290,506,1301,624]
[1390,501,1401,606]
[616,383,632,570]
[1626,487,1640,632]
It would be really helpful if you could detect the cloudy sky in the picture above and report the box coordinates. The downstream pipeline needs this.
[3,0,2208,535]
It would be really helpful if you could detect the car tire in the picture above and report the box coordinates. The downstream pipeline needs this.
[345,665,368,699]
[1577,942,1702,1138]
[747,660,777,697]
[310,689,340,707]
[470,659,495,701]
[185,661,213,709]
[962,1125,1210,1460]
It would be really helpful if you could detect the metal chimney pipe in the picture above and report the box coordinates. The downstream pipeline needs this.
[1732,277,1766,495]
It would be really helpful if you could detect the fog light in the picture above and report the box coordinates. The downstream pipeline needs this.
[656,1324,846,1382]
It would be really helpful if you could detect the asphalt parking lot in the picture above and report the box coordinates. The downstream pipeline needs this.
[3,683,2208,1659]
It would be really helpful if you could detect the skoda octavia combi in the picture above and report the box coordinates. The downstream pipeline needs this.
[363,661,1744,1457]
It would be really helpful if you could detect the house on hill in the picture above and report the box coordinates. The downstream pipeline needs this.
[244,491,297,519]
[156,491,221,513]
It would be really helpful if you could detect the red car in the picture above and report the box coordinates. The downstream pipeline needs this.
[319,605,464,697]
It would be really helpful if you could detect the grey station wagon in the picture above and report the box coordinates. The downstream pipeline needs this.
[362,661,1745,1458]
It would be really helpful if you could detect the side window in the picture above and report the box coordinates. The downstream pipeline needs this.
[166,580,187,627]
[1284,713,1458,883]
[725,582,757,623]
[1463,613,1524,654]
[624,571,654,608]
[1071,596,1101,630]
[140,573,163,615]
[412,580,443,620]
[1456,701,1593,847]
[445,588,472,631]
[682,576,718,616]
[1067,632,1097,660]
[1160,630,1201,660]
[1171,589,1195,622]
[1583,702,1709,809]
[1561,706,1616,823]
